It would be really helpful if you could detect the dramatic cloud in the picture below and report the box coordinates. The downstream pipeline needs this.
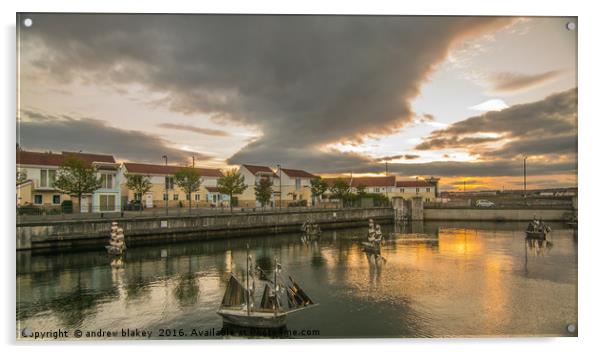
[18,110,208,163]
[157,123,231,137]
[19,15,575,182]
[415,88,577,159]
[415,136,501,150]
[20,14,512,171]
[377,154,421,161]
[376,159,576,177]
[488,69,564,93]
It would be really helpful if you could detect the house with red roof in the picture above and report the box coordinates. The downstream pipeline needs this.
[274,167,316,206]
[323,176,396,195]
[323,175,439,201]
[237,164,279,207]
[120,162,225,208]
[388,178,439,201]
[16,150,121,212]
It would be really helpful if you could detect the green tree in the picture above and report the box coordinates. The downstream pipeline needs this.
[329,178,351,208]
[124,173,152,212]
[310,176,328,206]
[254,177,273,208]
[16,170,27,185]
[174,167,202,213]
[54,156,102,213]
[356,184,367,195]
[217,169,247,213]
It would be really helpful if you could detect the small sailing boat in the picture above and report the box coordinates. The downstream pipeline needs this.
[525,218,552,240]
[106,222,127,255]
[362,219,384,253]
[301,218,321,237]
[217,247,317,329]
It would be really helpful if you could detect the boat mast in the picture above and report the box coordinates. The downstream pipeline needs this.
[274,259,278,316]
[246,244,250,316]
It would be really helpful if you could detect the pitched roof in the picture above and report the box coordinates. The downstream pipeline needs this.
[280,168,315,179]
[123,163,223,177]
[241,164,278,177]
[16,150,115,166]
[396,180,435,188]
[324,176,396,188]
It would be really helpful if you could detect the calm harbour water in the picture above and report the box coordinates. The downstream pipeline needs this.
[16,221,577,339]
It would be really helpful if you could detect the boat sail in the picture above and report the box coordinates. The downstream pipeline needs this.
[217,247,317,328]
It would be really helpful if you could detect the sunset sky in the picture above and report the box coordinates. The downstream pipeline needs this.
[17,14,577,191]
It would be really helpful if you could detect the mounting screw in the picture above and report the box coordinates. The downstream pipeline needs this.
[566,22,576,31]
[567,323,576,333]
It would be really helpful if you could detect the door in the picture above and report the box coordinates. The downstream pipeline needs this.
[145,193,153,208]
[80,196,89,213]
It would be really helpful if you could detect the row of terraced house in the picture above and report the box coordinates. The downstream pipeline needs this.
[16,150,439,212]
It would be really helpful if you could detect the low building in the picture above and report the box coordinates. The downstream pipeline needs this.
[274,167,316,206]
[16,150,121,212]
[389,179,437,202]
[323,176,396,196]
[238,164,279,207]
[120,163,225,208]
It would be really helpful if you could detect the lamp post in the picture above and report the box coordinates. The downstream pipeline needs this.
[163,155,168,215]
[277,164,282,211]
[523,156,528,198]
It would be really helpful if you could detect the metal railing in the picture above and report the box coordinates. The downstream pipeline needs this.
[16,203,390,223]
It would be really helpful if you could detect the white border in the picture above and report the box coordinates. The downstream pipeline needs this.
[2,1,601,353]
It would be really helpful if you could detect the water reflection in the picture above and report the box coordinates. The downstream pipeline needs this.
[17,221,577,338]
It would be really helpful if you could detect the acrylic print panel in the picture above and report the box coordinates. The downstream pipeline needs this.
[16,14,577,340]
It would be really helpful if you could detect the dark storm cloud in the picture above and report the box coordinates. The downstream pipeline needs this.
[20,13,512,172]
[415,136,501,150]
[157,123,231,137]
[380,159,576,177]
[18,110,209,163]
[480,134,577,159]
[489,70,565,93]
[377,154,420,161]
[415,88,577,159]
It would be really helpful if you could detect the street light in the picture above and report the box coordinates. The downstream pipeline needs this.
[163,155,168,215]
[523,156,528,198]
[277,164,282,211]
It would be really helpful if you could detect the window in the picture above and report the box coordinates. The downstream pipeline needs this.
[416,188,420,194]
[134,192,142,201]
[295,178,301,190]
[195,194,201,201]
[400,188,405,193]
[52,195,60,204]
[100,173,114,189]
[374,187,380,193]
[185,194,190,201]
[173,194,179,201]
[165,176,175,190]
[163,193,168,201]
[34,194,43,204]
[39,169,56,188]
[426,187,431,193]
[99,195,116,211]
